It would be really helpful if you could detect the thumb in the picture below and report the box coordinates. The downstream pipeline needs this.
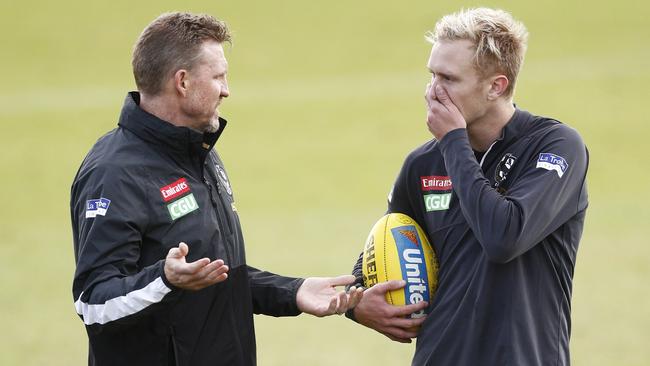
[178,242,189,257]
[328,274,356,287]
[373,280,406,293]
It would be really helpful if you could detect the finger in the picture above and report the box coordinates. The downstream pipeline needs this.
[178,242,189,256]
[382,331,413,343]
[347,287,364,309]
[348,288,363,309]
[325,295,337,316]
[371,280,405,294]
[175,257,211,274]
[195,259,226,278]
[434,84,455,111]
[388,315,426,329]
[207,264,229,280]
[207,271,228,284]
[328,274,356,287]
[382,326,419,340]
[166,246,182,259]
[392,301,429,317]
[191,262,228,287]
[335,290,348,314]
[424,83,436,107]
[385,334,412,344]
[186,266,229,290]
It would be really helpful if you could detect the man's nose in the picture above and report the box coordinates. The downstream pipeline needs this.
[221,81,230,98]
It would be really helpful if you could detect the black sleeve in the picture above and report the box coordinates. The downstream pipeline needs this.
[438,126,589,263]
[71,163,180,333]
[247,266,305,317]
[348,251,365,291]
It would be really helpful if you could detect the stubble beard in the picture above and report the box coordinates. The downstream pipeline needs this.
[204,101,221,133]
[204,116,220,133]
[205,115,220,133]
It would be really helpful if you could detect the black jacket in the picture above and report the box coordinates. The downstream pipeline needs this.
[350,108,589,365]
[71,92,304,366]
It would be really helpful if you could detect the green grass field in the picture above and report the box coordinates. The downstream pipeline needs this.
[1,0,648,364]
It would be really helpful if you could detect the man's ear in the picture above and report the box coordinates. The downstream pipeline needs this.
[487,74,509,100]
[173,69,190,97]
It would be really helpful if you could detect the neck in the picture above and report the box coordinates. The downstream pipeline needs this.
[467,101,516,152]
[139,92,199,131]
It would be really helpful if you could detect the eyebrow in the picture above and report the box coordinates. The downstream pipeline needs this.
[428,68,455,79]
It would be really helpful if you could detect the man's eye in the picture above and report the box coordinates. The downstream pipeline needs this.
[432,73,450,81]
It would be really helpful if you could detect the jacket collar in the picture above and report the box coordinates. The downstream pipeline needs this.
[497,107,533,145]
[476,107,536,168]
[117,92,227,158]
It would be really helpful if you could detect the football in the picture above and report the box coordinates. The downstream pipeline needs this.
[362,213,439,318]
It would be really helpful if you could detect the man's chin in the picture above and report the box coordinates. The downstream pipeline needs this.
[205,117,220,133]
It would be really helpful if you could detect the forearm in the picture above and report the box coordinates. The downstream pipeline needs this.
[439,128,586,263]
[248,265,304,317]
[73,260,179,333]
[439,129,526,261]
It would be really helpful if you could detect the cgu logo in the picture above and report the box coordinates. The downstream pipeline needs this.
[423,193,451,212]
[402,248,429,318]
[167,193,199,220]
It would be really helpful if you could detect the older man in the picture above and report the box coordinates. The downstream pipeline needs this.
[71,12,362,366]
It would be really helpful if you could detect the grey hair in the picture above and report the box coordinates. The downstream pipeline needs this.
[132,12,231,96]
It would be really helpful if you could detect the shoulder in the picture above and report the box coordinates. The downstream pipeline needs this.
[402,138,440,168]
[525,113,586,147]
[514,113,587,165]
[518,114,589,177]
[82,127,153,171]
[74,130,150,192]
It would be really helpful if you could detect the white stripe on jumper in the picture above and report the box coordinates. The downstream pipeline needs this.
[479,140,499,167]
[74,277,171,325]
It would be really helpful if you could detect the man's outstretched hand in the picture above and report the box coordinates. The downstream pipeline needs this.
[296,275,364,317]
[164,242,229,290]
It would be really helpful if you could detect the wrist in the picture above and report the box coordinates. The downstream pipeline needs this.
[292,277,307,314]
[344,307,358,322]
[160,260,180,291]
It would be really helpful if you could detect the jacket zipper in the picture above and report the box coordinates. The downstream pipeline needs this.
[203,176,233,265]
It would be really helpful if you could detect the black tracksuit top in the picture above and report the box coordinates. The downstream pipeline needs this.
[351,108,589,366]
[71,92,304,366]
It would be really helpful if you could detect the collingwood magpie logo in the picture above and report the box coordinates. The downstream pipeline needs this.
[494,153,517,193]
[215,164,233,196]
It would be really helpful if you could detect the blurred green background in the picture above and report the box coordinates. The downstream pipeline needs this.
[1,0,648,365]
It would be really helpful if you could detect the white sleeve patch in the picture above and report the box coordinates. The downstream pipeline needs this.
[74,277,171,325]
[85,197,111,218]
[536,153,568,178]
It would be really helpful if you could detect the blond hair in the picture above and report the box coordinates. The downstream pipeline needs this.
[426,8,528,97]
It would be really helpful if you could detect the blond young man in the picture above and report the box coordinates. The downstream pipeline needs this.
[348,8,588,365]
